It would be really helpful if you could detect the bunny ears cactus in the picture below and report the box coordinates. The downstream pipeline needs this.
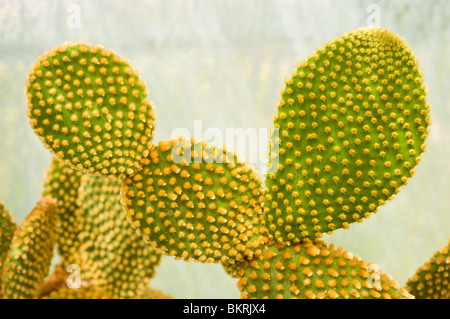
[6,26,446,299]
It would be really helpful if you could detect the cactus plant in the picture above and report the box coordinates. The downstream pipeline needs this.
[1,197,57,299]
[405,239,449,299]
[42,156,83,265]
[0,201,16,295]
[76,173,162,298]
[0,25,445,300]
[236,26,431,299]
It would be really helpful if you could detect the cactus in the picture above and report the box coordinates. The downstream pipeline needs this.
[264,27,430,244]
[121,136,266,265]
[42,156,83,265]
[1,197,57,299]
[25,41,156,179]
[77,174,162,298]
[1,26,442,300]
[405,239,450,299]
[235,27,432,299]
[0,201,16,295]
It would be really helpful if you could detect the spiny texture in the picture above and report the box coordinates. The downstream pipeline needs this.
[77,174,162,298]
[42,156,83,265]
[405,239,449,299]
[237,240,412,299]
[2,197,56,299]
[25,41,155,178]
[121,137,265,264]
[0,201,17,295]
[264,27,430,244]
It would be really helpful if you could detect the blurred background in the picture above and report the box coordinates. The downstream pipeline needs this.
[0,0,449,298]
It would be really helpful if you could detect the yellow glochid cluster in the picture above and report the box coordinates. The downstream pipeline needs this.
[1,197,57,299]
[121,136,266,265]
[25,41,156,179]
[264,27,430,244]
[42,156,83,265]
[405,239,449,299]
[77,174,162,298]
[237,239,412,299]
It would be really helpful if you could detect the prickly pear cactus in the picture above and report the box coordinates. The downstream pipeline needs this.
[0,201,16,296]
[6,26,440,300]
[42,156,83,265]
[1,197,57,299]
[121,136,266,265]
[405,239,449,299]
[77,174,162,298]
[25,41,156,178]
[263,27,430,244]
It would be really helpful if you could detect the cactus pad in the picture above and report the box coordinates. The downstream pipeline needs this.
[0,201,17,296]
[237,239,412,299]
[264,27,430,244]
[25,41,155,178]
[42,156,83,265]
[77,174,162,298]
[1,197,56,299]
[405,239,449,299]
[121,137,266,264]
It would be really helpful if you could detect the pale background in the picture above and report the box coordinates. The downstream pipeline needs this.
[0,0,448,298]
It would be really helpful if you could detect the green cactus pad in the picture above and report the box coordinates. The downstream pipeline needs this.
[405,239,449,299]
[42,156,83,265]
[121,137,266,264]
[264,27,430,244]
[237,239,412,299]
[0,201,17,296]
[77,174,162,298]
[2,197,56,299]
[25,41,155,178]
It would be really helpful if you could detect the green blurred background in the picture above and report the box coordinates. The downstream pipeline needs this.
[0,0,448,298]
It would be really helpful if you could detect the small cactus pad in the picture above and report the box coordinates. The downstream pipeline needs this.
[77,174,162,298]
[0,201,17,295]
[405,239,449,299]
[25,41,155,178]
[237,239,412,299]
[42,156,83,265]
[264,27,430,244]
[2,197,57,299]
[121,137,266,264]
